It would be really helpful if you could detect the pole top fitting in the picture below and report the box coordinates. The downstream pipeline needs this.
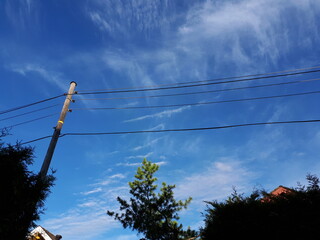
[70,81,77,86]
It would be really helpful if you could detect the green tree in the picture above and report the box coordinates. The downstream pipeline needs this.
[0,134,55,239]
[201,174,320,240]
[107,159,196,240]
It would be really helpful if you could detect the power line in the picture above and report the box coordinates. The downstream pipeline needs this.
[70,90,320,111]
[75,69,320,95]
[4,67,319,117]
[0,104,60,122]
[75,78,320,101]
[3,66,320,115]
[1,113,59,130]
[0,94,64,116]
[61,119,320,136]
[77,65,320,92]
[20,135,53,145]
[20,119,320,145]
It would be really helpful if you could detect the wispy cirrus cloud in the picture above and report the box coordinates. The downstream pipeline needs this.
[45,212,115,239]
[109,173,126,179]
[80,187,103,196]
[90,173,127,187]
[175,159,255,204]
[42,173,132,239]
[125,151,153,160]
[89,11,112,33]
[9,64,67,91]
[8,63,97,109]
[124,106,190,123]
[117,161,167,167]
[101,49,159,86]
[87,0,176,37]
[92,0,320,88]
[42,203,119,240]
[4,0,40,32]
[132,137,163,151]
[177,0,320,71]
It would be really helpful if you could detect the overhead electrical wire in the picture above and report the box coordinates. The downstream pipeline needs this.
[0,104,60,122]
[20,135,53,145]
[60,120,320,136]
[76,67,320,94]
[1,113,59,130]
[0,94,64,115]
[70,90,320,111]
[20,119,320,145]
[77,65,320,92]
[75,78,320,101]
[3,66,320,116]
[6,65,320,146]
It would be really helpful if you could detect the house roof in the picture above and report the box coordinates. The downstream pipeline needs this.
[261,185,294,203]
[270,185,293,196]
[28,226,62,240]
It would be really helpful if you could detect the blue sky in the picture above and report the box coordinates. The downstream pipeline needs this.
[1,0,320,239]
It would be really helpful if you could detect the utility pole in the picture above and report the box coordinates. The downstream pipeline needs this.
[40,81,77,178]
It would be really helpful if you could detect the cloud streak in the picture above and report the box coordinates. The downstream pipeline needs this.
[10,64,67,91]
[177,0,320,71]
[126,151,153,160]
[4,0,40,32]
[124,106,191,123]
[43,208,118,240]
[175,159,255,203]
[117,161,167,167]
[87,0,176,37]
[81,187,103,196]
[94,0,320,87]
[132,137,163,151]
[42,173,131,239]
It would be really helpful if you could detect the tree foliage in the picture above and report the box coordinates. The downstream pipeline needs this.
[0,136,55,240]
[107,159,196,240]
[201,174,320,239]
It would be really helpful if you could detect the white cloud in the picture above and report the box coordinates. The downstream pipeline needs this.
[8,63,96,109]
[117,162,141,167]
[87,0,173,37]
[4,0,40,32]
[132,137,162,151]
[155,161,167,166]
[175,159,255,203]
[107,234,139,240]
[89,11,112,32]
[94,0,320,86]
[147,124,166,131]
[78,201,99,208]
[91,173,127,187]
[102,50,155,86]
[94,180,111,186]
[214,161,234,172]
[126,151,153,160]
[81,187,103,195]
[124,106,190,123]
[109,173,126,179]
[41,184,131,239]
[117,161,167,167]
[42,208,118,240]
[85,150,119,165]
[177,0,320,71]
[10,64,67,91]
